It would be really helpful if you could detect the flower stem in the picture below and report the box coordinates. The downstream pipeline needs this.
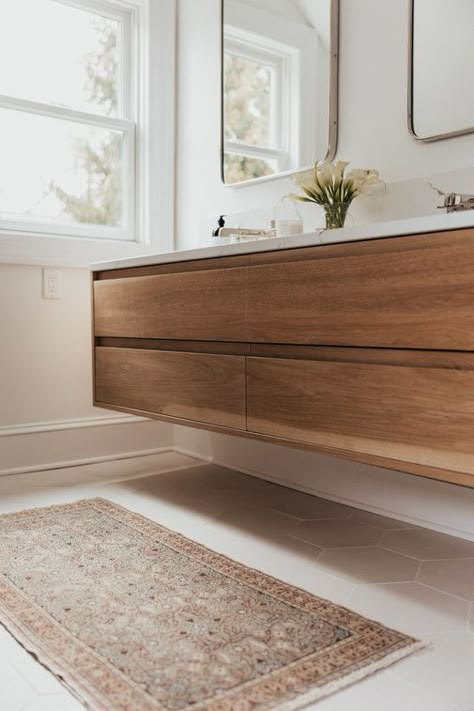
[323,201,351,229]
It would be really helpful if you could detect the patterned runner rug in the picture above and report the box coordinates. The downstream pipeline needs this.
[0,498,422,710]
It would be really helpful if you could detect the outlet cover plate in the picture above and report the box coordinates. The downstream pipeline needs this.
[42,269,62,300]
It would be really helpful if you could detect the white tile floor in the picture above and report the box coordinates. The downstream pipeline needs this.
[0,452,473,711]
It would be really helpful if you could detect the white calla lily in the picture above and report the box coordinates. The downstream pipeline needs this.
[334,160,350,178]
[289,160,384,229]
[293,168,314,187]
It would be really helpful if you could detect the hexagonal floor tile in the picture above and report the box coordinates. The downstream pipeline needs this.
[0,662,36,710]
[218,505,297,538]
[394,632,474,710]
[347,582,470,635]
[317,546,419,583]
[352,509,415,530]
[381,529,474,560]
[0,627,63,695]
[272,491,353,521]
[290,518,383,547]
[190,464,259,491]
[418,558,474,600]
[213,535,354,599]
[24,693,84,710]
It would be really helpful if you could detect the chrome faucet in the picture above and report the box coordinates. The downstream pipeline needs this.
[431,184,474,214]
[439,192,474,214]
[212,215,276,238]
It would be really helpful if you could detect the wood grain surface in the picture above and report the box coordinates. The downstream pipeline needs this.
[94,267,246,341]
[246,230,474,349]
[95,347,246,430]
[247,355,474,475]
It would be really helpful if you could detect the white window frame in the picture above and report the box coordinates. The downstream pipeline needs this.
[0,0,176,267]
[223,30,295,179]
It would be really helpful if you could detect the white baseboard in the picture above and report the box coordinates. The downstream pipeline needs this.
[0,417,173,477]
[0,447,174,477]
[172,427,474,542]
[0,414,148,438]
[173,445,213,463]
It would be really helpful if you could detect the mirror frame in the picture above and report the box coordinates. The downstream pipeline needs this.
[220,0,339,187]
[408,0,474,142]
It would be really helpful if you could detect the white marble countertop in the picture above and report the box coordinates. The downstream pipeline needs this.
[91,210,474,271]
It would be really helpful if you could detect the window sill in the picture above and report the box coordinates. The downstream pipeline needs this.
[0,231,165,269]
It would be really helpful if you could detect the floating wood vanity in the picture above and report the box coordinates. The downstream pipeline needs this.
[92,226,474,488]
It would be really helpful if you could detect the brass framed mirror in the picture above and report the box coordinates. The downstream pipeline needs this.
[220,0,339,186]
[409,0,474,142]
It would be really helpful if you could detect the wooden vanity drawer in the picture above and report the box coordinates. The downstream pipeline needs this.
[246,231,474,350]
[246,354,474,478]
[95,347,246,429]
[94,267,246,341]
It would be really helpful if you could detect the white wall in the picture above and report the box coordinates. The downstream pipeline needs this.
[0,265,96,426]
[174,0,474,539]
[0,1,178,474]
[176,0,474,249]
[0,264,172,475]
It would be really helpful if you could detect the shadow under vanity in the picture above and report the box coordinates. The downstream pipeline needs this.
[92,223,474,489]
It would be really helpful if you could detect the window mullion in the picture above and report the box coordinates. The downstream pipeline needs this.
[224,140,287,161]
[0,93,133,132]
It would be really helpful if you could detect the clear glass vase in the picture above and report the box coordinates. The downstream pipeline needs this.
[323,202,351,229]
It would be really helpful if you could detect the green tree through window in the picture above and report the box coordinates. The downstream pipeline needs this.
[51,19,122,227]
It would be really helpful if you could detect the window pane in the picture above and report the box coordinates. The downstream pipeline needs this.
[0,108,124,228]
[0,0,120,117]
[224,51,274,147]
[224,152,276,184]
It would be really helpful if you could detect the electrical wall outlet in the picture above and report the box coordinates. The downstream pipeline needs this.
[42,269,62,300]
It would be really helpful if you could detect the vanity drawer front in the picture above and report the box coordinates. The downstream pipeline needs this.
[246,355,474,475]
[95,347,246,430]
[94,267,246,341]
[246,232,474,349]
